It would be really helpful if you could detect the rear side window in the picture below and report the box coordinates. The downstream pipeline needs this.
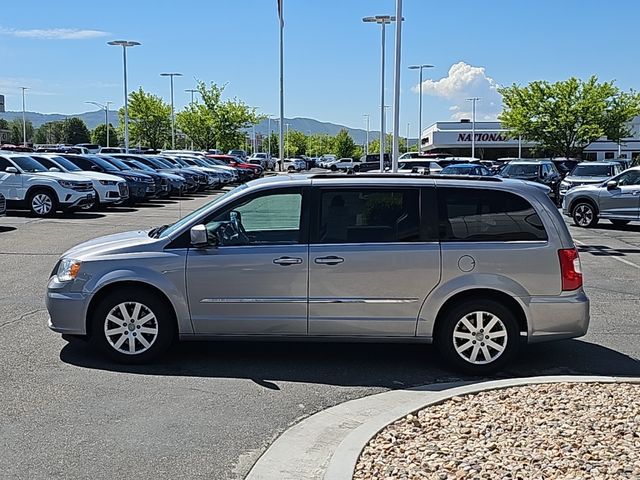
[438,187,547,242]
[316,188,420,243]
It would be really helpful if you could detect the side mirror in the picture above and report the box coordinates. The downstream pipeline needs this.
[91,165,101,172]
[5,167,18,174]
[49,167,61,172]
[190,224,210,248]
[607,180,618,190]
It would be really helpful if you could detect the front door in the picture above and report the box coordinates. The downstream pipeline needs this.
[186,187,309,335]
[0,157,23,200]
[308,186,441,337]
[599,170,640,219]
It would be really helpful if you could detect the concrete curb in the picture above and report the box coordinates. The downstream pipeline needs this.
[245,375,640,480]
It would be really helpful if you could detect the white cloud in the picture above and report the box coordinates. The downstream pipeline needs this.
[0,26,109,40]
[0,78,59,97]
[412,62,502,121]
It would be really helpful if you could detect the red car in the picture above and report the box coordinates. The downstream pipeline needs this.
[207,154,263,177]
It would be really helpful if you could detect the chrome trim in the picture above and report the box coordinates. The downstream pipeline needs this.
[309,298,418,304]
[200,297,306,304]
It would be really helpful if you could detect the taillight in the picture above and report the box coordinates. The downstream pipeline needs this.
[558,248,583,291]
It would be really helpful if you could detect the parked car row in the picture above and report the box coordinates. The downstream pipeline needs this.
[0,150,264,217]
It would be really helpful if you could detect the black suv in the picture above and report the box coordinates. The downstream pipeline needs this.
[358,153,391,172]
[498,160,562,203]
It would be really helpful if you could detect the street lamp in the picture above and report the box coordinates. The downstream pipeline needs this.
[85,101,113,148]
[20,87,28,146]
[363,114,370,155]
[160,72,182,149]
[108,40,141,153]
[363,15,395,172]
[408,64,434,153]
[466,97,481,158]
[285,123,290,158]
[406,122,410,152]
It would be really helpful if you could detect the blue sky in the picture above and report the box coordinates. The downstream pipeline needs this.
[1,0,639,137]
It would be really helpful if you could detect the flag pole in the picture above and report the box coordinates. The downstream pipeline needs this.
[278,0,285,171]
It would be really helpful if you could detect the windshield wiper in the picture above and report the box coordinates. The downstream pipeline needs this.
[148,224,170,238]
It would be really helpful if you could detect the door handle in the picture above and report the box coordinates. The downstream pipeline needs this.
[273,256,303,266]
[314,256,345,265]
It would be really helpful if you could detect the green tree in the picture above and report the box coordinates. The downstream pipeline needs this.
[306,133,334,157]
[603,91,640,150]
[333,129,356,159]
[9,118,34,144]
[33,121,65,144]
[62,117,91,144]
[0,119,8,130]
[119,87,171,149]
[176,104,217,150]
[367,134,403,154]
[262,132,279,156]
[91,123,120,147]
[285,130,308,157]
[499,76,640,159]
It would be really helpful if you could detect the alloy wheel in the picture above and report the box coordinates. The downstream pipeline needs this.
[32,194,53,215]
[574,204,594,227]
[452,311,508,365]
[104,302,159,355]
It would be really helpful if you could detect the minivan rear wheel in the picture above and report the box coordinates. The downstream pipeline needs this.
[572,202,598,228]
[436,299,519,374]
[90,289,175,364]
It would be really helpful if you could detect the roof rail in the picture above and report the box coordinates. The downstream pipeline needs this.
[308,172,503,182]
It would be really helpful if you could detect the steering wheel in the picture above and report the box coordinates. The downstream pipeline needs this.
[229,211,250,244]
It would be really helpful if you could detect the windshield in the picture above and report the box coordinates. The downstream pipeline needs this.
[149,157,173,168]
[42,155,82,172]
[502,164,539,176]
[86,155,121,172]
[441,165,474,174]
[13,156,48,172]
[571,164,612,177]
[158,184,249,239]
[129,160,155,172]
[103,156,133,171]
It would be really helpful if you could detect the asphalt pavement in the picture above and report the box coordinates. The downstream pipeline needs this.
[0,193,638,480]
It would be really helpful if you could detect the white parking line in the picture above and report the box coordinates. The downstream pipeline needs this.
[574,239,640,270]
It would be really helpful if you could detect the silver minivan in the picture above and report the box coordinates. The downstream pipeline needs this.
[47,174,589,374]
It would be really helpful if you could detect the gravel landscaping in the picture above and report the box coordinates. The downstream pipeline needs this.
[354,382,640,479]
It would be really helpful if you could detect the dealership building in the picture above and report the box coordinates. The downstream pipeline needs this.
[420,118,640,161]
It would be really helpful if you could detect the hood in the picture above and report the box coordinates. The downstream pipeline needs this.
[156,171,185,181]
[71,171,126,182]
[564,175,608,184]
[63,229,159,260]
[34,171,91,182]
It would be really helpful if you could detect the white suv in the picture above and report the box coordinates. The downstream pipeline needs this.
[31,154,129,208]
[0,153,95,216]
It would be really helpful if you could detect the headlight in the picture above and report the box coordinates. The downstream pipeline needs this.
[57,258,82,282]
[99,180,117,186]
[58,180,80,189]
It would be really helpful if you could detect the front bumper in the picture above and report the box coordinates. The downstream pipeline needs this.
[46,278,89,335]
[526,290,590,343]
[60,191,95,209]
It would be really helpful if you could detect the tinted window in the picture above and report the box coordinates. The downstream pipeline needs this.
[317,189,420,243]
[501,164,539,177]
[0,157,12,170]
[439,188,547,242]
[616,170,640,186]
[65,156,94,170]
[13,157,47,172]
[208,190,303,245]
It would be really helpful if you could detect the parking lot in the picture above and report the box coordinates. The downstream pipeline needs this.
[1,193,639,480]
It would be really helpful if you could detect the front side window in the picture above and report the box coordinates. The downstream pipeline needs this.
[439,187,547,242]
[317,189,420,244]
[206,190,303,246]
[12,157,48,173]
[616,170,640,186]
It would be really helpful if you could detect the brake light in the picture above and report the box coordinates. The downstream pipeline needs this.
[558,248,583,291]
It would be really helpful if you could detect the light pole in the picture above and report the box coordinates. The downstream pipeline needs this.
[267,115,272,157]
[408,64,434,153]
[518,134,522,159]
[160,72,182,149]
[466,97,480,158]
[185,89,198,150]
[286,123,290,158]
[363,15,395,172]
[406,122,410,152]
[108,40,140,153]
[363,114,370,155]
[20,87,28,146]
[85,101,112,147]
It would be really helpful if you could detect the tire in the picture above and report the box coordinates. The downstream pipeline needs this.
[330,165,338,172]
[353,165,360,172]
[572,201,598,228]
[89,288,175,364]
[610,219,630,227]
[28,189,57,217]
[435,299,520,375]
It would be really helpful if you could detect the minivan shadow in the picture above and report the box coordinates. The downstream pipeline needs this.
[60,339,640,389]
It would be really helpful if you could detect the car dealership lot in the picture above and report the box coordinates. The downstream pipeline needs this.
[0,194,639,480]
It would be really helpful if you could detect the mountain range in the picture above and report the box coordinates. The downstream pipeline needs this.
[0,110,415,145]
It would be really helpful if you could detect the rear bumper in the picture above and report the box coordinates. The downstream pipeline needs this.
[526,290,590,343]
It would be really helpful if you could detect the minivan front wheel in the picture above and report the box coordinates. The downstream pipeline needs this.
[436,299,519,374]
[90,289,175,364]
[572,202,598,228]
